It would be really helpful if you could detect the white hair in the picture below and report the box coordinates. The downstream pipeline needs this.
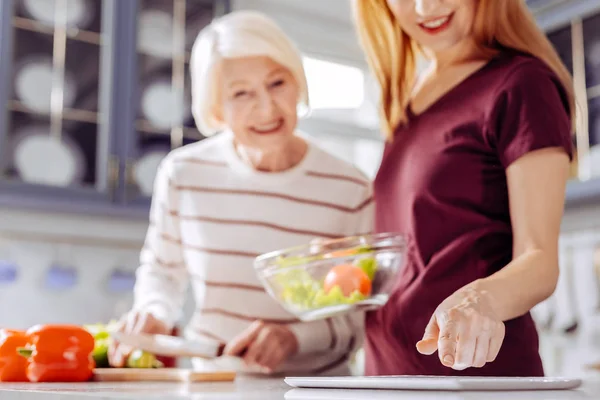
[189,10,310,136]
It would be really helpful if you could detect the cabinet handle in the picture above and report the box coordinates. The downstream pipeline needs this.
[108,156,120,200]
[125,159,136,187]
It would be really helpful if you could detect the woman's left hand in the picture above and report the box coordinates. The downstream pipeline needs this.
[224,321,298,373]
[416,284,506,370]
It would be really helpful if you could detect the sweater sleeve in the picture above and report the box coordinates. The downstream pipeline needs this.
[485,59,573,168]
[287,312,364,357]
[355,182,375,235]
[287,182,373,356]
[132,157,189,329]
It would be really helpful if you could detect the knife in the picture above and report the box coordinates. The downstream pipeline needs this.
[112,332,226,359]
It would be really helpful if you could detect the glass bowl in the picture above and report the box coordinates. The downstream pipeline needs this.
[254,233,406,321]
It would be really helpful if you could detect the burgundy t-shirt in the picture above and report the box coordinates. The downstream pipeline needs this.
[365,52,573,377]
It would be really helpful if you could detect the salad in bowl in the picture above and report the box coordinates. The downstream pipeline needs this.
[254,233,406,321]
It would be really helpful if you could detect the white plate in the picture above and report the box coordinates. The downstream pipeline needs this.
[10,126,86,186]
[133,149,168,196]
[138,10,174,58]
[15,58,77,113]
[22,0,94,30]
[284,376,583,392]
[141,80,188,130]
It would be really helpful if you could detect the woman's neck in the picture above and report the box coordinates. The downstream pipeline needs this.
[234,136,308,173]
[427,38,487,71]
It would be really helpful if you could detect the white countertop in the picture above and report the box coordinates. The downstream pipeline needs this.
[1,375,600,400]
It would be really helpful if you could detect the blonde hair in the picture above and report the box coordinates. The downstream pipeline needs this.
[190,10,309,136]
[352,0,576,140]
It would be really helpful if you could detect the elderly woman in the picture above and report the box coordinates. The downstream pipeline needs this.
[108,10,373,376]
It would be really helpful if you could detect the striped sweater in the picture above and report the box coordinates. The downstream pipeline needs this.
[132,130,374,375]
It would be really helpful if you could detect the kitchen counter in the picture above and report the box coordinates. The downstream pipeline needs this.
[1,376,600,400]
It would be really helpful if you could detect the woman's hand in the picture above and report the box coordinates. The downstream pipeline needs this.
[416,284,505,370]
[108,310,171,367]
[224,321,298,373]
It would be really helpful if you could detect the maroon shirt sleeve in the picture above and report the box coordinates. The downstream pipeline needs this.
[485,59,574,168]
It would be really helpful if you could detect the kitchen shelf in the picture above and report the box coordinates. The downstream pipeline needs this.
[136,48,191,64]
[0,229,142,250]
[135,119,168,135]
[12,16,102,46]
[135,119,199,140]
[9,100,100,124]
[137,48,174,62]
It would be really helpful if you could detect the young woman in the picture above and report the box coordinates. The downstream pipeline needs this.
[108,10,373,376]
[353,0,574,376]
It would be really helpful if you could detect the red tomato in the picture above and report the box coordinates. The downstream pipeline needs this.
[323,264,372,297]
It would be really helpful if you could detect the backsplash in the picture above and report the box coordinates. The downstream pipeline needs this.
[0,207,196,329]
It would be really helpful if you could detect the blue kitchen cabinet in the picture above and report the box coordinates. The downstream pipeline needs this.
[547,25,574,76]
[583,12,600,90]
[3,0,600,213]
[123,0,223,209]
[0,0,229,219]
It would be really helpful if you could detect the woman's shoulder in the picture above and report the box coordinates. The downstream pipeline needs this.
[477,50,571,124]
[480,51,573,164]
[150,132,232,187]
[160,132,231,169]
[303,136,372,189]
[487,51,567,94]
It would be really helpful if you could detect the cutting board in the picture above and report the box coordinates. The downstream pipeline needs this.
[92,368,236,383]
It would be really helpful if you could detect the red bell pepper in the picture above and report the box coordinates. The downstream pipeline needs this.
[18,324,96,382]
[0,329,29,382]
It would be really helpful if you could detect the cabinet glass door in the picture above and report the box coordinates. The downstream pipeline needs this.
[547,25,574,76]
[583,13,600,91]
[547,25,579,180]
[584,13,600,152]
[125,0,218,203]
[0,0,112,200]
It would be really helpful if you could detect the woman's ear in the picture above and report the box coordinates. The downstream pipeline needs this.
[212,104,224,124]
[297,102,311,119]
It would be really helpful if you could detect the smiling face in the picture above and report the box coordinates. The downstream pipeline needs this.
[215,55,300,152]
[386,0,478,56]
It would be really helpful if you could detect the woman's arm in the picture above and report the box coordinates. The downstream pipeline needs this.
[417,59,574,370]
[471,146,570,321]
[286,312,364,355]
[417,147,571,369]
[109,158,189,367]
[132,158,189,330]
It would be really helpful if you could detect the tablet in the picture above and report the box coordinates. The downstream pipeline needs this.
[284,375,582,391]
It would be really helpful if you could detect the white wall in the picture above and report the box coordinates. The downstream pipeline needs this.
[231,0,365,66]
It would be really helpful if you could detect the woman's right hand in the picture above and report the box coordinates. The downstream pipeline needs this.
[108,310,170,367]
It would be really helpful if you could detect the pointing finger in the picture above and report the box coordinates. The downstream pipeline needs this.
[437,318,459,367]
[416,315,440,355]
